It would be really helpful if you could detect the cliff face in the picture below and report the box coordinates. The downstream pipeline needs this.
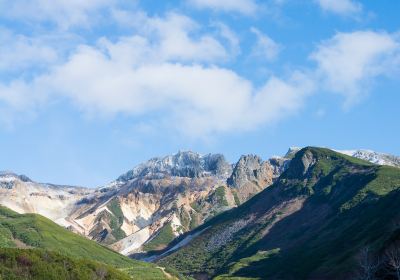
[227,155,288,203]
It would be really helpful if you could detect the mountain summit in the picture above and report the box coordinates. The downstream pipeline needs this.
[117,151,232,181]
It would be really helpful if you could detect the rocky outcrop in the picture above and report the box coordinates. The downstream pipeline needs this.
[227,155,289,203]
[117,151,232,181]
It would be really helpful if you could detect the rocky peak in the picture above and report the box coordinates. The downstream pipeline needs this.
[227,155,263,188]
[117,151,232,182]
[0,172,32,189]
[337,149,400,167]
[227,154,288,203]
[283,147,320,180]
[284,147,302,159]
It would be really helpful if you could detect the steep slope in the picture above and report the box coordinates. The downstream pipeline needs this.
[0,206,170,279]
[158,147,400,279]
[70,151,287,256]
[0,172,93,229]
[284,147,400,167]
[227,155,288,203]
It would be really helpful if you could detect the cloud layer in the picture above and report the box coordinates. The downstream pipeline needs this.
[0,1,399,139]
[315,0,362,17]
[311,31,400,106]
[0,12,314,137]
[188,0,258,15]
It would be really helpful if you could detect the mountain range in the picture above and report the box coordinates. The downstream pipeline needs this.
[1,147,400,279]
[157,147,400,279]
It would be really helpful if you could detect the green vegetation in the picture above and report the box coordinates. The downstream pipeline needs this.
[214,186,229,207]
[232,190,241,206]
[0,248,130,280]
[189,213,198,230]
[107,198,127,240]
[143,222,176,252]
[159,147,400,279]
[179,208,191,230]
[189,202,201,213]
[0,206,132,267]
[214,250,280,280]
[121,265,169,280]
[0,206,169,279]
[0,224,15,248]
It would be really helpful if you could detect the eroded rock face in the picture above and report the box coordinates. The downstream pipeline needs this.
[0,173,92,225]
[227,155,289,202]
[68,152,238,255]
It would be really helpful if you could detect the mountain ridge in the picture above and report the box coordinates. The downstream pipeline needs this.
[1,147,399,259]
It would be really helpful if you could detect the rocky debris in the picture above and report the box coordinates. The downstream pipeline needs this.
[206,218,252,252]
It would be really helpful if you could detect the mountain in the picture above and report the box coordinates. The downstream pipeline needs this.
[116,151,233,181]
[1,147,398,259]
[227,155,288,203]
[337,149,400,167]
[69,151,288,256]
[0,172,93,228]
[0,206,173,279]
[157,147,400,279]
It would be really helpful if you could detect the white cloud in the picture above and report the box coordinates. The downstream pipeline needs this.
[0,0,115,29]
[315,0,362,17]
[188,0,258,15]
[250,27,281,61]
[39,39,313,137]
[0,28,58,73]
[144,13,229,63]
[0,78,48,128]
[0,26,313,137]
[311,31,400,106]
[214,22,241,57]
[105,12,230,64]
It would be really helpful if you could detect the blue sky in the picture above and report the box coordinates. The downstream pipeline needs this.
[0,0,399,187]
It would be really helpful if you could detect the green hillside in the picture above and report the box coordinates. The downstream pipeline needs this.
[0,206,169,279]
[0,248,130,280]
[158,147,400,279]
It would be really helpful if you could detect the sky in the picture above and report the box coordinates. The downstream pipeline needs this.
[0,0,399,187]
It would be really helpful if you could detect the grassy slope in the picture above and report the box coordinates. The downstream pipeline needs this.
[0,206,169,279]
[143,222,176,252]
[0,248,130,280]
[158,147,400,279]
